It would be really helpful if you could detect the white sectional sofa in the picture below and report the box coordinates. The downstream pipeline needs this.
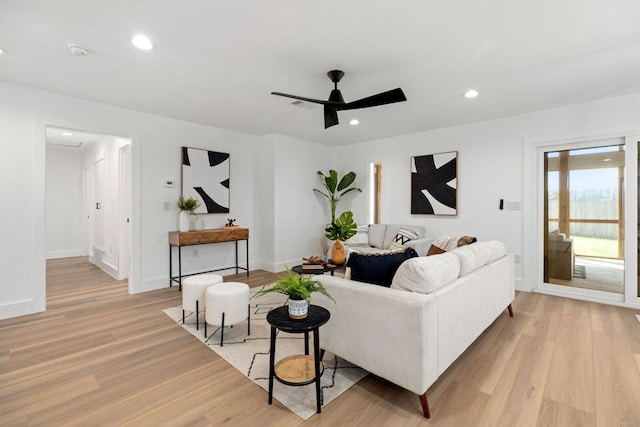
[313,240,515,418]
[344,223,434,256]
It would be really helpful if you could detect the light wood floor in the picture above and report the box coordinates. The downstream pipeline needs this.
[2,257,640,426]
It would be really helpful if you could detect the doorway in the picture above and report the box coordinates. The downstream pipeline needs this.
[45,126,132,283]
[543,143,625,294]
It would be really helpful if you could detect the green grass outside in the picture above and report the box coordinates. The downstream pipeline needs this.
[570,235,619,258]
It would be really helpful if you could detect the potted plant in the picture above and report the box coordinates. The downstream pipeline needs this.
[314,170,361,264]
[253,267,335,319]
[177,196,201,232]
[313,170,362,224]
[324,211,357,265]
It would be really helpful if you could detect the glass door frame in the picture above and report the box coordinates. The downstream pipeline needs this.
[523,131,640,308]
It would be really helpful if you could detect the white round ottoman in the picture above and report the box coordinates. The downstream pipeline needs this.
[182,274,223,330]
[204,282,250,346]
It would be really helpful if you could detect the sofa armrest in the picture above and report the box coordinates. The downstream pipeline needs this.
[313,275,439,395]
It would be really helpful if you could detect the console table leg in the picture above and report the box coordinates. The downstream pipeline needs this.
[169,245,173,286]
[178,246,182,291]
[235,240,239,275]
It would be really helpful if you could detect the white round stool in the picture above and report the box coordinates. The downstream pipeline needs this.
[182,274,223,330]
[204,282,250,346]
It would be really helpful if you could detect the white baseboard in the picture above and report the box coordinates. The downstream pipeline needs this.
[46,249,83,260]
[0,299,43,321]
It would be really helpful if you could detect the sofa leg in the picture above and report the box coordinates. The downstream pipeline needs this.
[419,392,430,418]
[507,303,514,317]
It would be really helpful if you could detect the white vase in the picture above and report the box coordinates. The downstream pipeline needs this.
[179,211,191,232]
[288,298,308,319]
[193,215,204,231]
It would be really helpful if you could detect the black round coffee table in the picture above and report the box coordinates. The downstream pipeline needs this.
[266,305,331,413]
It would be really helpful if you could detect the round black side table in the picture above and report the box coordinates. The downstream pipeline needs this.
[266,305,331,413]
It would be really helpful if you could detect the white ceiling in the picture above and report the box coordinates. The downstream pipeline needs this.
[2,0,640,146]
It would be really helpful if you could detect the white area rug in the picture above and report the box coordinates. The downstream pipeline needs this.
[162,285,368,420]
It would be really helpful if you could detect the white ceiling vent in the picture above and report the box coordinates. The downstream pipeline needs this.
[69,44,90,57]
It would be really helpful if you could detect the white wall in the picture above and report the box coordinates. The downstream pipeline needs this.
[335,92,640,292]
[46,147,84,259]
[256,134,333,272]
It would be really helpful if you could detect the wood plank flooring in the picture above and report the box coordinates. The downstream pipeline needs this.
[1,257,640,426]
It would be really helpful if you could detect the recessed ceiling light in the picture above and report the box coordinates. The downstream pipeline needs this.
[62,132,73,136]
[349,119,359,125]
[131,34,153,50]
[464,89,479,98]
[603,158,611,162]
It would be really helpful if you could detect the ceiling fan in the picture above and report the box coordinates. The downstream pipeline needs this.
[271,70,407,129]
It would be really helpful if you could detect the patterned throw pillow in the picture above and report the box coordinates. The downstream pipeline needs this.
[389,227,420,251]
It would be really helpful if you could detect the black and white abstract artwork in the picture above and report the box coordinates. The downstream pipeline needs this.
[411,151,457,215]
[182,147,230,214]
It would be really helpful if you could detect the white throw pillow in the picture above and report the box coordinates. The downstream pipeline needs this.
[389,227,419,251]
[368,224,387,249]
[345,226,369,246]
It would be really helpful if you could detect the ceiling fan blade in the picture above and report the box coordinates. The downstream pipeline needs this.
[271,91,341,106]
[324,105,339,129]
[340,88,407,110]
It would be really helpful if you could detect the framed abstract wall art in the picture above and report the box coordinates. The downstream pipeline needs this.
[181,147,230,214]
[410,151,457,215]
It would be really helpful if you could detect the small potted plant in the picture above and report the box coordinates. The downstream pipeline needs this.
[254,267,335,319]
[177,196,201,232]
[324,210,357,265]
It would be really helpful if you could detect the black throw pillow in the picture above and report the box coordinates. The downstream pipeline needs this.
[347,248,419,287]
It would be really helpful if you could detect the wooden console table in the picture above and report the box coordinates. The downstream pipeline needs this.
[168,227,249,290]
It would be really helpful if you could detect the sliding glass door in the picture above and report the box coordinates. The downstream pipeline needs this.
[544,144,625,294]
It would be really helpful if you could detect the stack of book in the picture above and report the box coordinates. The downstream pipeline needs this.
[301,263,325,270]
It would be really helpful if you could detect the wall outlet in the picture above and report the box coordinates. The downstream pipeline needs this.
[163,201,170,211]
[513,254,521,264]
[506,201,521,210]
[193,248,198,257]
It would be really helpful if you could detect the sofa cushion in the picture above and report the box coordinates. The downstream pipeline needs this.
[383,224,424,249]
[391,252,461,293]
[345,226,369,246]
[347,248,418,287]
[389,227,420,251]
[368,224,387,249]
[448,240,506,276]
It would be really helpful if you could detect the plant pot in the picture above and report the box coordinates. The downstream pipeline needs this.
[288,298,308,319]
[179,211,191,232]
[331,239,345,265]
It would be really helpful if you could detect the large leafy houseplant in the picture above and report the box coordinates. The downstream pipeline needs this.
[314,170,362,223]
